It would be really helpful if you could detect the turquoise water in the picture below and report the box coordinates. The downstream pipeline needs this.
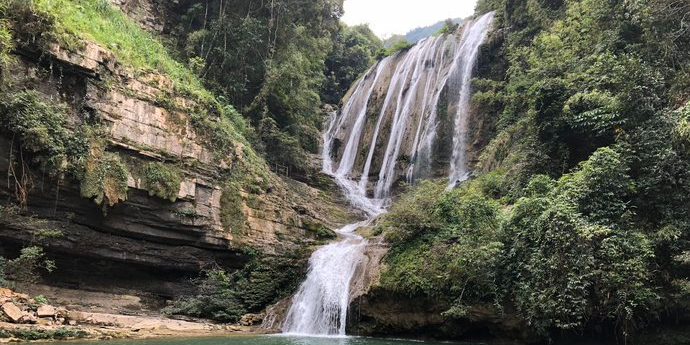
[33,335,484,345]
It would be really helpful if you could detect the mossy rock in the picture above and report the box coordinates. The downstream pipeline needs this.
[143,161,182,202]
[303,219,337,240]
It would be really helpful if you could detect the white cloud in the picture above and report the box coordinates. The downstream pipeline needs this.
[342,0,478,38]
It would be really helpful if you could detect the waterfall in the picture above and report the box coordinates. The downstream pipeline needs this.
[282,12,494,337]
[447,12,495,187]
[281,221,368,335]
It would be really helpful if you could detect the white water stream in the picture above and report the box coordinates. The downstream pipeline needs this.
[282,12,494,336]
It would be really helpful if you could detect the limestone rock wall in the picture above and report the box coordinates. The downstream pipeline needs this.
[0,35,352,299]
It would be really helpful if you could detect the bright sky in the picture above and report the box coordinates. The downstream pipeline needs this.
[341,0,478,38]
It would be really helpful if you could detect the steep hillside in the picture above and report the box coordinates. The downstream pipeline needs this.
[0,0,353,321]
[350,0,690,344]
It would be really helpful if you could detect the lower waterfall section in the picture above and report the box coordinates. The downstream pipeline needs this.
[282,222,368,336]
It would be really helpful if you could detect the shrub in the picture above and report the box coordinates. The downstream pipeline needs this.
[673,102,690,152]
[376,39,414,59]
[33,294,49,305]
[555,147,632,225]
[303,219,337,239]
[143,162,182,202]
[1,0,56,48]
[79,137,128,208]
[166,255,304,323]
[0,327,87,340]
[4,246,55,284]
[0,90,87,177]
[383,180,446,244]
[220,182,246,234]
[380,180,503,316]
[0,23,13,76]
[190,106,245,159]
[0,257,7,287]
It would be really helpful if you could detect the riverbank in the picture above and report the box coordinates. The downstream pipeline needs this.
[0,316,257,343]
[0,287,264,342]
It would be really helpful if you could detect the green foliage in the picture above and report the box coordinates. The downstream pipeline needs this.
[143,162,181,202]
[166,255,304,322]
[0,90,87,177]
[0,22,13,76]
[376,39,414,59]
[33,294,49,305]
[189,103,247,159]
[477,0,676,175]
[562,90,623,137]
[79,137,128,208]
[218,160,273,233]
[381,180,502,316]
[0,257,7,287]
[220,182,245,234]
[434,19,461,36]
[172,0,347,169]
[321,24,382,104]
[34,0,214,102]
[464,4,690,338]
[501,150,658,335]
[554,147,632,225]
[0,0,56,48]
[0,327,87,340]
[674,103,690,151]
[3,246,56,284]
[383,180,446,244]
[381,144,667,338]
[33,228,64,240]
[302,219,337,240]
[257,117,309,168]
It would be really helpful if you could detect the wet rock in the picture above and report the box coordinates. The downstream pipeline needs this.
[239,313,264,326]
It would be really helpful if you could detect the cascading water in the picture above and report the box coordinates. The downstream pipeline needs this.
[282,12,494,337]
[447,13,495,187]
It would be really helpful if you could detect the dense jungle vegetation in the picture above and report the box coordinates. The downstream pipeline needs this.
[2,0,690,342]
[166,0,382,173]
[378,0,690,342]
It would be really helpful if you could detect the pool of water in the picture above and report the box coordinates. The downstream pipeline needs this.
[32,335,484,345]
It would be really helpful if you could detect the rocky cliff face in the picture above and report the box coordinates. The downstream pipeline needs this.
[0,13,352,303]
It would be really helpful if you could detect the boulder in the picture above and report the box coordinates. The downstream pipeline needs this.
[13,293,30,302]
[0,288,12,297]
[239,313,264,326]
[56,307,68,317]
[36,318,54,326]
[1,302,24,323]
[37,305,57,317]
[18,313,37,324]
